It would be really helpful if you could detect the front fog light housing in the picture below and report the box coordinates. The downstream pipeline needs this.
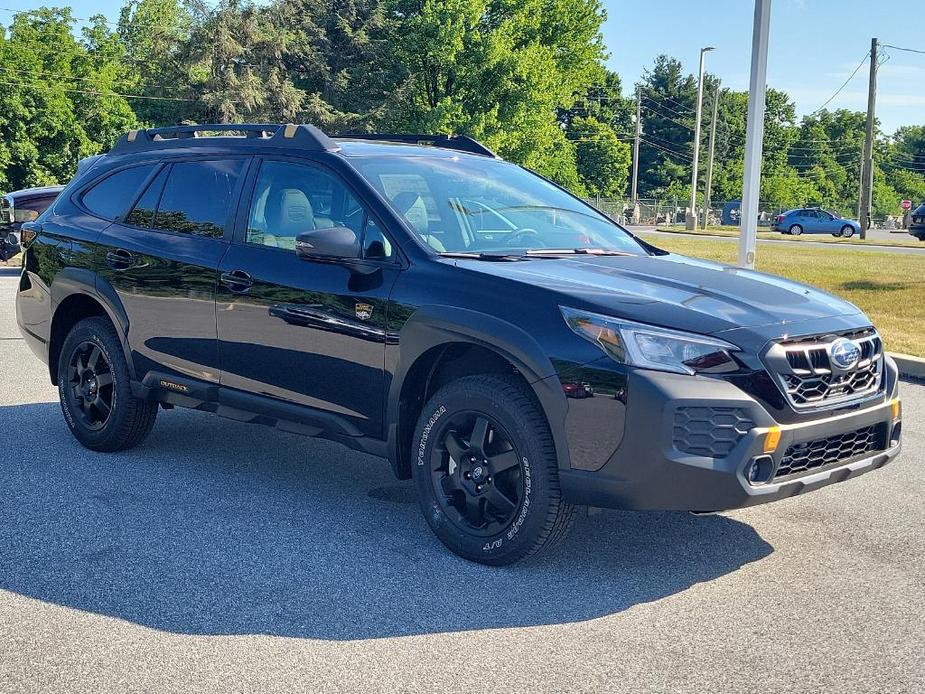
[746,455,775,485]
[561,306,740,375]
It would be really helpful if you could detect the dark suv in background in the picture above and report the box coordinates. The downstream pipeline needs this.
[910,202,925,241]
[16,124,902,565]
[1,186,63,260]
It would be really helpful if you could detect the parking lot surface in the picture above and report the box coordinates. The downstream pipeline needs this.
[0,268,922,693]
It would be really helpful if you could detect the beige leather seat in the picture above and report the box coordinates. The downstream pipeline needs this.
[263,188,314,250]
[392,191,445,252]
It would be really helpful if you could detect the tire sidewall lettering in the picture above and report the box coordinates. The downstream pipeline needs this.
[417,404,446,467]
[505,455,531,542]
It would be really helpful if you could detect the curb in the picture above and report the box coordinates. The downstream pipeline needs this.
[890,352,925,380]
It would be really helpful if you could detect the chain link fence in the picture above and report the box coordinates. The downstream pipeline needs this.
[584,197,790,227]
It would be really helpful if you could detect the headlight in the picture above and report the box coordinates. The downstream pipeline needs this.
[560,306,740,375]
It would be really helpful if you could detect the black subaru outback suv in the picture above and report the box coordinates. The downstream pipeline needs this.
[16,124,902,565]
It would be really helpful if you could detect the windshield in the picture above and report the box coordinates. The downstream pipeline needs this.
[349,154,645,256]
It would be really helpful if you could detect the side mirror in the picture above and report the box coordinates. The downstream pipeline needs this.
[295,227,359,261]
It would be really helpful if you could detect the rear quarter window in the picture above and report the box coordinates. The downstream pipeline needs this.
[81,164,157,220]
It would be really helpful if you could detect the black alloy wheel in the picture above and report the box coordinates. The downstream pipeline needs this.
[431,411,524,536]
[66,340,115,430]
[412,374,576,565]
[57,316,158,451]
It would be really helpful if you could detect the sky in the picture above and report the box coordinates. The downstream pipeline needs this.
[1,0,922,135]
[600,0,923,135]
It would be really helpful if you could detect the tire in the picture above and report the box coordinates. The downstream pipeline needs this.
[840,225,855,238]
[58,316,158,452]
[788,224,803,236]
[411,374,576,565]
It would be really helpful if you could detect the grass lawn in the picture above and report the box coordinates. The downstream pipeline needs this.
[645,235,925,358]
[655,225,924,249]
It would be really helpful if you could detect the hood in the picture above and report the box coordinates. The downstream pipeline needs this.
[453,253,865,337]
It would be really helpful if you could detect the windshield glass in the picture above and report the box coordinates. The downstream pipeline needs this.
[349,154,645,255]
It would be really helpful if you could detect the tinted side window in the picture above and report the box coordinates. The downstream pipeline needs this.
[152,160,243,237]
[125,167,167,228]
[246,160,391,259]
[81,165,156,220]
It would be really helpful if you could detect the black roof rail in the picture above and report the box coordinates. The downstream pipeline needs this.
[334,133,500,159]
[111,123,340,154]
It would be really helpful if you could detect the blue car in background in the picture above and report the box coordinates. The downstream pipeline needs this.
[774,208,860,237]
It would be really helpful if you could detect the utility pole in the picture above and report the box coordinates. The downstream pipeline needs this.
[859,37,878,239]
[738,0,771,269]
[631,87,641,223]
[703,81,720,228]
[688,46,715,230]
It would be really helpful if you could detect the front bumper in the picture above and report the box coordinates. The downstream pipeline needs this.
[559,364,901,512]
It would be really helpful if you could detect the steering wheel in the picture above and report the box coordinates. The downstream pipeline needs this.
[503,228,546,248]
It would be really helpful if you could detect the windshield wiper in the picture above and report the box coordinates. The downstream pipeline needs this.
[439,251,527,261]
[523,248,635,257]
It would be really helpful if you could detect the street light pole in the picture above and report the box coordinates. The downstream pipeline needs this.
[631,87,641,222]
[738,0,772,269]
[703,81,720,228]
[687,46,715,231]
[859,37,878,239]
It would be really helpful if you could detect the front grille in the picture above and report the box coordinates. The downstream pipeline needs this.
[775,425,883,479]
[763,329,883,411]
[673,407,754,458]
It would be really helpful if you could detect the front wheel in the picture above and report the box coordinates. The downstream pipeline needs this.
[411,374,575,565]
[58,317,158,451]
[788,224,803,236]
[840,225,855,238]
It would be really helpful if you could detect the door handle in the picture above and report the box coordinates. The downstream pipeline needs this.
[220,269,253,292]
[105,248,135,270]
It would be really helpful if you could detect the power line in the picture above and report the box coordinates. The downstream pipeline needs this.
[648,92,695,115]
[0,6,119,26]
[640,105,696,134]
[0,78,192,102]
[808,50,869,116]
[641,95,695,122]
[640,137,693,162]
[0,65,184,93]
[881,43,925,56]
[880,160,925,172]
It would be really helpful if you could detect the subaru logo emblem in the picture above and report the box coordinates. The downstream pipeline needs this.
[829,338,861,370]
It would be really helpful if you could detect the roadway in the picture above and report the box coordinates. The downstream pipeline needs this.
[630,226,925,255]
[0,269,922,693]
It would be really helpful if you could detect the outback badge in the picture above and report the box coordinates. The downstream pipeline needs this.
[355,303,373,320]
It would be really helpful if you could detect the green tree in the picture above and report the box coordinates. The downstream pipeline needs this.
[273,0,396,130]
[383,0,608,189]
[569,116,631,197]
[0,7,136,190]
[117,0,192,125]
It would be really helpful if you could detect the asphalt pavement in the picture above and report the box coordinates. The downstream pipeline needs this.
[0,268,923,693]
[631,226,925,255]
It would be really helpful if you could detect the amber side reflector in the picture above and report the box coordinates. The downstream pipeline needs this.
[20,226,37,244]
[763,426,781,454]
[891,399,901,420]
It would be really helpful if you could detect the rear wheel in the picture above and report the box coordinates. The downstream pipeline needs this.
[58,317,158,451]
[788,224,803,236]
[840,225,855,238]
[411,374,575,565]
